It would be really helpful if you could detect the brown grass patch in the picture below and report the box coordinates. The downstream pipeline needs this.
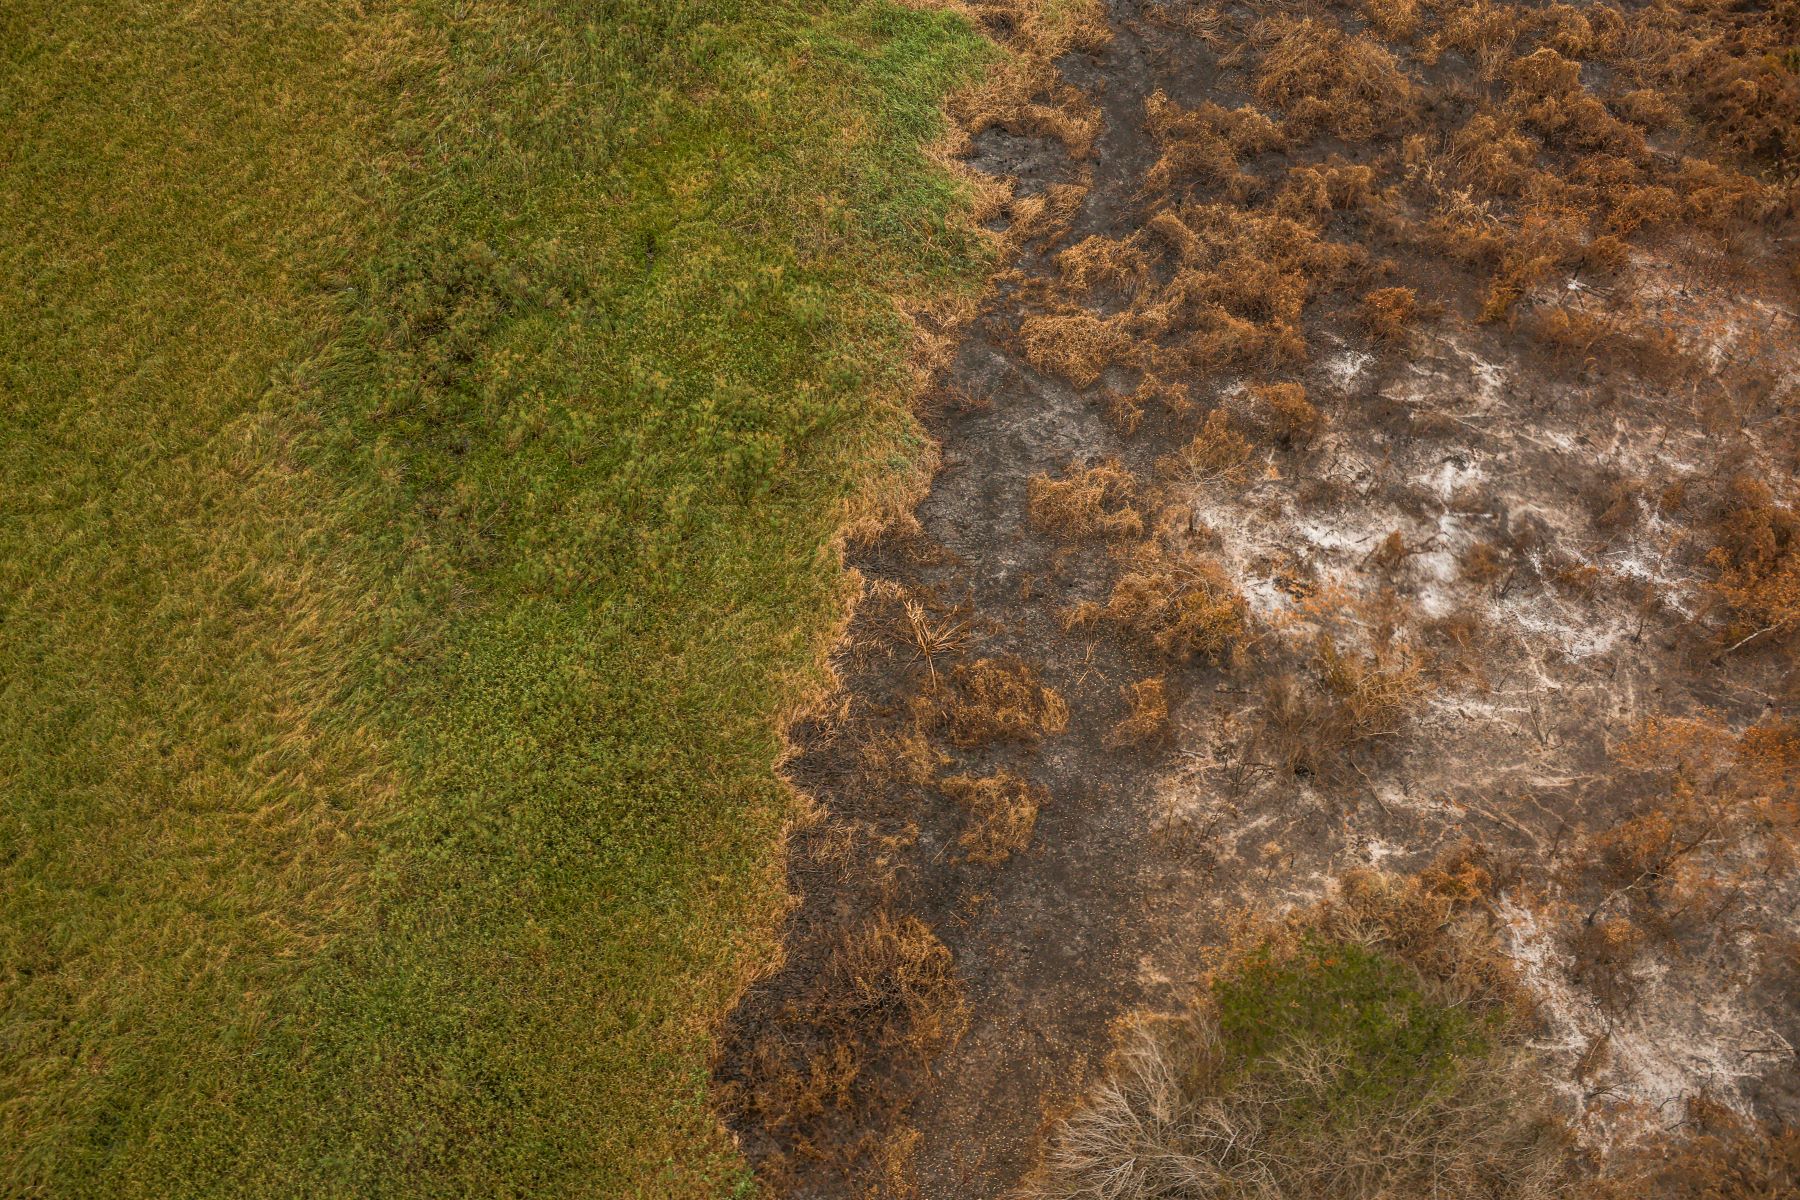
[1019,309,1133,387]
[940,767,1045,864]
[1106,676,1170,749]
[1260,635,1429,781]
[1253,15,1415,142]
[1239,381,1321,447]
[1028,458,1144,540]
[1104,541,1250,664]
[940,656,1070,746]
[1159,408,1254,482]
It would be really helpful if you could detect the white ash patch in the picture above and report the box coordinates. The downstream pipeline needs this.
[1322,349,1374,393]
[1497,898,1792,1147]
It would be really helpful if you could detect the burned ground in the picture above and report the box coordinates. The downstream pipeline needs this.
[717,0,1800,1195]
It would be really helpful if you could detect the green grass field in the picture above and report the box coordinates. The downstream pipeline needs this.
[0,1,995,1193]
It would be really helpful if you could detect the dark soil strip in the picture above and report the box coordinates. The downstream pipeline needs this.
[715,8,1226,1196]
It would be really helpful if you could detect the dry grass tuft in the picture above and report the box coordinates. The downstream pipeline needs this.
[1107,676,1170,749]
[940,767,1045,864]
[1028,458,1144,540]
[1144,91,1287,192]
[1707,475,1800,644]
[1254,15,1415,142]
[1159,408,1254,482]
[727,910,966,1185]
[940,656,1070,747]
[1105,541,1250,664]
[1361,285,1419,342]
[1592,1105,1800,1199]
[1260,635,1428,781]
[1019,310,1133,387]
[1239,381,1321,447]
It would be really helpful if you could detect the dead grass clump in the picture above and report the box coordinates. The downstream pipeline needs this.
[725,910,966,1186]
[1028,458,1144,540]
[1106,677,1170,749]
[1144,92,1285,192]
[1707,475,1800,643]
[1159,407,1253,482]
[1019,309,1131,388]
[947,0,1110,159]
[1253,16,1415,142]
[939,767,1044,865]
[1261,635,1428,780]
[1593,1104,1800,1199]
[1479,205,1592,321]
[1240,381,1321,447]
[1027,870,1576,1200]
[1434,0,1523,79]
[1361,285,1419,341]
[1362,0,1419,42]
[1449,113,1539,195]
[1105,541,1249,664]
[820,912,967,1053]
[1275,161,1377,222]
[1003,179,1091,245]
[859,729,946,791]
[1057,232,1150,297]
[941,656,1069,747]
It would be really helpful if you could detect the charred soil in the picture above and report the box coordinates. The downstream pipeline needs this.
[717,0,1800,1195]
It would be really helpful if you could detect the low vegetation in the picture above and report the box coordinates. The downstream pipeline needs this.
[1028,869,1577,1200]
[1,0,1002,1192]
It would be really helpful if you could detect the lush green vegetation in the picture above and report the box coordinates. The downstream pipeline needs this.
[0,0,995,1193]
[1213,939,1492,1122]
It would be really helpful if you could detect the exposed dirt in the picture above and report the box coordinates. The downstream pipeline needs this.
[717,0,1800,1195]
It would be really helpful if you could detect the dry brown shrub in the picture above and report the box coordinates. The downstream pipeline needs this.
[1592,1106,1800,1199]
[1105,541,1249,664]
[1253,15,1416,142]
[940,768,1044,864]
[1240,381,1321,447]
[941,656,1069,747]
[1158,407,1253,482]
[1434,0,1523,79]
[1573,713,1800,943]
[1107,677,1170,749]
[1361,285,1419,340]
[1028,458,1144,539]
[1708,475,1800,642]
[1566,916,1648,1013]
[1018,309,1132,387]
[724,910,966,1185]
[1261,635,1428,780]
[1362,0,1419,42]
[1144,91,1285,192]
